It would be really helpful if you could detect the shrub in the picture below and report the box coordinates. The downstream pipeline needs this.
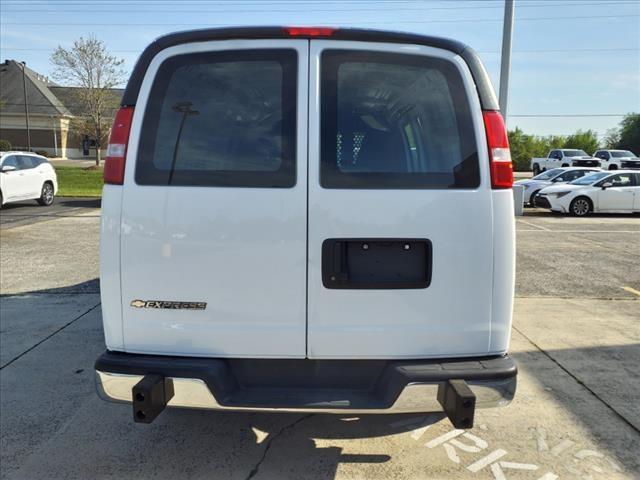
[0,139,12,151]
[34,150,52,158]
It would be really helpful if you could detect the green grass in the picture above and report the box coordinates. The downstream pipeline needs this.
[55,166,104,197]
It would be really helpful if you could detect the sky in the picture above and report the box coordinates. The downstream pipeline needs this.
[1,0,639,138]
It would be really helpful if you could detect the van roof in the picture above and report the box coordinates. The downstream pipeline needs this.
[121,26,499,111]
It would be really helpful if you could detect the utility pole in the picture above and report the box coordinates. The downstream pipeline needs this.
[51,116,58,157]
[20,61,31,151]
[499,0,515,123]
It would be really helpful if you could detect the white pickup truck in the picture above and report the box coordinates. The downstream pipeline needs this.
[593,149,640,170]
[531,149,601,175]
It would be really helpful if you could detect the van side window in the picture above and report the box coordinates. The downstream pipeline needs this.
[136,49,297,187]
[320,50,480,189]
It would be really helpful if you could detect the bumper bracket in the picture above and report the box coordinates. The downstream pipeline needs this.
[132,374,175,423]
[437,379,476,429]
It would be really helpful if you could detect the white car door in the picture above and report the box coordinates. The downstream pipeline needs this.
[595,173,635,211]
[18,155,44,198]
[120,39,309,357]
[1,155,31,200]
[633,174,640,210]
[306,40,494,358]
[547,150,561,169]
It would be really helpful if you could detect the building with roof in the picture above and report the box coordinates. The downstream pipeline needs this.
[0,59,123,158]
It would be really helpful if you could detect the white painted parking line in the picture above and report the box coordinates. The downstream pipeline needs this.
[518,229,640,233]
[621,286,640,297]
[516,219,551,231]
[466,449,508,472]
[550,438,574,456]
[425,429,464,448]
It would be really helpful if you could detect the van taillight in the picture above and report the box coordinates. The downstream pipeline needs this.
[104,106,134,185]
[284,26,337,37]
[483,111,513,189]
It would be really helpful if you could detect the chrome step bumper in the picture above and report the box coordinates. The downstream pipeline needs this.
[97,370,516,414]
[95,351,516,427]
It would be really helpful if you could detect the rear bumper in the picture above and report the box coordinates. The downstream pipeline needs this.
[95,351,516,415]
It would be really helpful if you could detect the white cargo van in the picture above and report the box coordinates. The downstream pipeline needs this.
[96,27,516,429]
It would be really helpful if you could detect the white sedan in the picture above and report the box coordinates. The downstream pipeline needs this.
[0,152,58,208]
[535,170,640,216]
[515,167,600,206]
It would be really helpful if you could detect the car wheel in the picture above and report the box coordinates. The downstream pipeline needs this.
[570,197,592,216]
[529,190,540,207]
[532,164,540,175]
[561,163,569,167]
[37,182,54,206]
[609,165,618,170]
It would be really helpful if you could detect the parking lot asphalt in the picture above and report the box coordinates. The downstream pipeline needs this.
[0,205,638,479]
[0,197,101,230]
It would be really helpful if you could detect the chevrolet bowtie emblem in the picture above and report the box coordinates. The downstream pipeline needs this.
[130,300,147,308]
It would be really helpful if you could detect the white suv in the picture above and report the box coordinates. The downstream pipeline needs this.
[0,151,58,208]
[95,27,517,429]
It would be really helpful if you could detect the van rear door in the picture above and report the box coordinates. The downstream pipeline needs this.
[120,40,309,357]
[306,41,494,358]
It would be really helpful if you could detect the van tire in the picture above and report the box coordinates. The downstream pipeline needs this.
[532,164,540,175]
[37,182,54,206]
[570,197,592,216]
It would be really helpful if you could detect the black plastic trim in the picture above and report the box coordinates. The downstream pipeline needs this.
[96,351,516,410]
[121,27,499,111]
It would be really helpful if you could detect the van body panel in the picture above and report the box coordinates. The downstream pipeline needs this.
[100,184,125,350]
[119,39,309,357]
[306,41,495,358]
[489,190,516,353]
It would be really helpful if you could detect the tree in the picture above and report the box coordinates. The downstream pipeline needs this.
[602,128,621,149]
[562,129,599,154]
[508,127,549,171]
[50,36,126,165]
[616,113,640,153]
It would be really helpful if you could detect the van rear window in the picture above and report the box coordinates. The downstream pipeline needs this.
[320,50,480,189]
[135,49,297,187]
